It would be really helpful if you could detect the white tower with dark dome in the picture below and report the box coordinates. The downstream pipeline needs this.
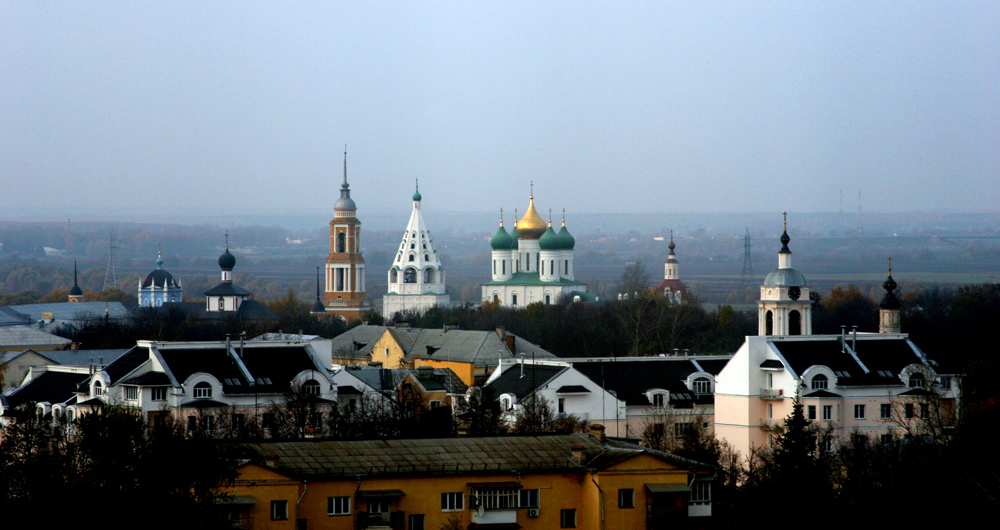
[758,213,812,335]
[382,182,450,318]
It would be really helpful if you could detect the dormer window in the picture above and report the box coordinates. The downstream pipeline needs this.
[93,380,105,396]
[193,382,212,399]
[500,395,514,411]
[652,393,665,407]
[811,374,828,390]
[692,378,711,395]
[302,380,320,395]
[908,373,925,389]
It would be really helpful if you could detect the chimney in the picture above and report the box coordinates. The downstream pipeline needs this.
[505,335,516,354]
[496,326,506,339]
[571,445,587,464]
[589,424,606,443]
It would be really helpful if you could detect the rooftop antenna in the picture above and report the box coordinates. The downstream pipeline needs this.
[103,230,120,291]
[739,228,754,292]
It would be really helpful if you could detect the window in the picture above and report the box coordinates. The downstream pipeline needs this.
[187,415,196,432]
[905,403,914,419]
[652,393,664,407]
[471,488,518,509]
[693,378,711,394]
[807,405,817,420]
[823,405,833,421]
[560,509,577,528]
[429,400,441,409]
[880,434,894,445]
[193,382,212,399]
[367,500,390,514]
[337,233,346,253]
[409,514,425,530]
[854,404,866,419]
[328,496,351,516]
[302,380,320,395]
[674,423,693,437]
[618,489,634,509]
[93,380,104,396]
[768,403,773,419]
[920,403,929,419]
[558,398,565,414]
[811,374,828,390]
[124,386,139,401]
[202,415,216,433]
[232,413,245,430]
[441,492,464,512]
[881,403,892,419]
[271,500,288,520]
[152,387,167,401]
[909,373,925,389]
[690,481,711,504]
[511,293,517,305]
[519,489,539,508]
[939,376,951,390]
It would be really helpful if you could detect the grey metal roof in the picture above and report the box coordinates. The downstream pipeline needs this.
[4,302,132,322]
[0,326,72,349]
[762,268,807,287]
[330,325,389,358]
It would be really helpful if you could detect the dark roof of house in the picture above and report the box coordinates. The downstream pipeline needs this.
[0,306,30,326]
[102,346,147,385]
[119,371,172,386]
[572,358,721,406]
[486,364,565,399]
[236,346,323,394]
[239,434,700,480]
[0,326,72,349]
[772,337,926,387]
[4,302,132,322]
[157,347,247,388]
[6,370,90,408]
[38,348,130,366]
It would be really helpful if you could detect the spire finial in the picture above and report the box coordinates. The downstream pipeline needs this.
[562,207,566,227]
[500,208,504,227]
[779,213,791,252]
[74,259,78,284]
[530,181,534,199]
[887,256,893,277]
[316,266,321,298]
[514,208,518,228]
[342,145,349,188]
[548,208,552,227]
[783,211,787,232]
[225,231,229,249]
[415,178,419,192]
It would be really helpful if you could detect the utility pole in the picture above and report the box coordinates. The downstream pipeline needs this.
[740,228,754,292]
[103,230,121,291]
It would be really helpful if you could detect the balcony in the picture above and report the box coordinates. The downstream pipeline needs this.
[760,388,784,399]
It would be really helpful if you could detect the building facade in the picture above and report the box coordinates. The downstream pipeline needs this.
[382,184,450,318]
[323,150,373,321]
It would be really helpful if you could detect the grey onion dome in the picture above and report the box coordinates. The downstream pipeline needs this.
[310,298,327,313]
[779,230,791,253]
[539,223,561,250]
[218,248,236,270]
[335,182,357,210]
[142,268,177,288]
[763,268,807,287]
[491,225,513,250]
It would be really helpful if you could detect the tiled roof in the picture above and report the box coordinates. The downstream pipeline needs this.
[240,434,671,480]
[6,370,90,408]
[0,326,72,349]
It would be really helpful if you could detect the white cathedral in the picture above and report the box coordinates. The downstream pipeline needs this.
[480,190,591,306]
[382,184,450,318]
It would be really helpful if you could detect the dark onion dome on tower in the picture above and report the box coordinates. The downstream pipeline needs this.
[509,220,519,250]
[69,260,83,296]
[539,219,561,250]
[763,213,807,287]
[665,233,678,263]
[490,215,513,250]
[218,247,236,271]
[880,263,900,310]
[517,195,547,240]
[142,252,180,289]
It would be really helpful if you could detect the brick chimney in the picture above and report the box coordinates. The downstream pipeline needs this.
[571,445,587,464]
[589,424,606,443]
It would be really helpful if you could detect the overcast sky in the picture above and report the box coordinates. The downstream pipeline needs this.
[2,2,998,222]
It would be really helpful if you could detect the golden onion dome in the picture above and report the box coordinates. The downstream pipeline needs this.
[517,195,547,239]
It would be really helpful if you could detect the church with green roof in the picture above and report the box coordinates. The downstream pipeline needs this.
[481,190,595,306]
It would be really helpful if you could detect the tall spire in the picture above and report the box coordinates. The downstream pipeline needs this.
[69,259,83,300]
[342,145,348,189]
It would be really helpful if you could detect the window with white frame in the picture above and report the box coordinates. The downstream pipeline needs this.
[152,387,167,401]
[939,376,951,390]
[823,405,833,421]
[690,481,711,504]
[880,403,892,419]
[618,488,634,508]
[501,396,513,411]
[880,434,894,445]
[811,374,828,390]
[558,398,565,414]
[908,373,925,389]
[920,403,929,419]
[193,382,212,399]
[93,380,104,396]
[560,509,577,528]
[519,489,539,508]
[854,404,866,419]
[302,380,320,395]
[271,500,288,520]
[328,496,351,516]
[692,377,711,394]
[471,488,518,510]
[123,386,139,401]
[441,492,464,512]
[652,393,665,407]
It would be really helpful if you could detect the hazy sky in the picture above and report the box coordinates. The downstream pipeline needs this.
[3,2,998,221]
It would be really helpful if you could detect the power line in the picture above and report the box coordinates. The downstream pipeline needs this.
[103,231,121,291]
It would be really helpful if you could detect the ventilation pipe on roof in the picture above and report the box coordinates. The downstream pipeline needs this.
[239,331,245,359]
[225,333,231,354]
[852,326,858,352]
[840,326,847,353]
